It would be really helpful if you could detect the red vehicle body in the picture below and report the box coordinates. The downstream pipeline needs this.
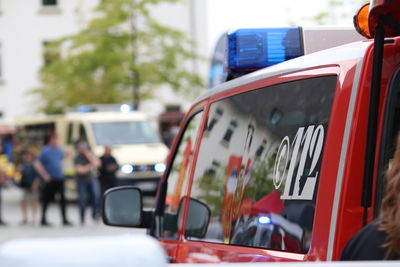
[154,40,399,263]
[103,0,400,263]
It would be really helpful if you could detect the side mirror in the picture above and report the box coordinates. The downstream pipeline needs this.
[103,186,143,227]
[180,198,211,238]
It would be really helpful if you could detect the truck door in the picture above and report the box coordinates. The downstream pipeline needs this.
[154,110,204,262]
[174,75,338,263]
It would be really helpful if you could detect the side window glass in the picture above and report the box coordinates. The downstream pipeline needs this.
[376,69,400,215]
[66,122,73,145]
[78,123,88,144]
[160,111,203,239]
[189,76,337,253]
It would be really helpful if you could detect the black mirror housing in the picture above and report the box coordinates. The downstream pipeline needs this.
[178,198,211,238]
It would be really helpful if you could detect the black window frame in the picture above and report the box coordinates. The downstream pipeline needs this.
[153,109,204,238]
[375,68,400,217]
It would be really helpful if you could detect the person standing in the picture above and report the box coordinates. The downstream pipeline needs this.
[99,146,118,195]
[341,133,400,260]
[0,144,14,225]
[34,134,71,226]
[18,150,40,225]
[74,142,101,225]
[2,135,14,163]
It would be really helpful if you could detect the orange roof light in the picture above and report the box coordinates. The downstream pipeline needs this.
[369,0,400,38]
[354,3,372,38]
[354,0,400,39]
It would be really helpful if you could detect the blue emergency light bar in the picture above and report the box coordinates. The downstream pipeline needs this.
[75,104,134,113]
[226,27,304,76]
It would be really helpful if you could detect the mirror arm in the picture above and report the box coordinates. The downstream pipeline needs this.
[140,210,154,228]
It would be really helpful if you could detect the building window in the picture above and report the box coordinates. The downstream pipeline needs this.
[42,0,57,6]
[39,0,61,14]
[43,41,60,66]
[205,107,223,136]
[221,120,238,147]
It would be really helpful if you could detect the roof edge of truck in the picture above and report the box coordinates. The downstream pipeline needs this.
[196,40,372,104]
[65,111,148,121]
[15,110,149,125]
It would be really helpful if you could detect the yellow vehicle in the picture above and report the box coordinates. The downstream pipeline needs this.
[16,105,169,195]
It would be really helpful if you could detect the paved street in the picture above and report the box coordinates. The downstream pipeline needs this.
[0,185,147,245]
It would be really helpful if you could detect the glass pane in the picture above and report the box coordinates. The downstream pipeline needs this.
[79,124,88,144]
[160,111,203,239]
[91,121,160,145]
[189,76,337,253]
[42,0,57,6]
[66,123,73,145]
[104,188,142,227]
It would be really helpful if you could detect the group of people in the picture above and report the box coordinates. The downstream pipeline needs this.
[0,133,119,226]
[4,130,400,260]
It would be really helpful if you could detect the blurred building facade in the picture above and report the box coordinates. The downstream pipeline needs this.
[0,0,208,123]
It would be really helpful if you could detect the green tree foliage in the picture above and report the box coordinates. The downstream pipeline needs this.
[196,171,225,215]
[243,156,280,202]
[195,155,280,216]
[34,0,204,114]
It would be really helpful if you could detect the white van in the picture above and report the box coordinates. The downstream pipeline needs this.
[16,107,169,194]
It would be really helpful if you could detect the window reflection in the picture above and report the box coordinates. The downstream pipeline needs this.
[160,111,203,239]
[189,76,336,253]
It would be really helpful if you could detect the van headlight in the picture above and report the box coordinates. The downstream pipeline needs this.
[121,164,134,174]
[154,163,166,173]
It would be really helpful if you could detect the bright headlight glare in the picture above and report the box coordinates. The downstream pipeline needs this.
[154,163,166,173]
[121,164,134,174]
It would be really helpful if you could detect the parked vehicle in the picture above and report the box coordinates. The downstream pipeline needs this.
[16,105,169,195]
[103,1,400,263]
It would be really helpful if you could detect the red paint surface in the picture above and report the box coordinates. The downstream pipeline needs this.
[155,34,400,263]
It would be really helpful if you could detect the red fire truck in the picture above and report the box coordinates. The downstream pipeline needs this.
[102,0,400,263]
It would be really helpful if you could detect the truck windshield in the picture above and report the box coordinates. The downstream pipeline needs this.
[91,121,160,145]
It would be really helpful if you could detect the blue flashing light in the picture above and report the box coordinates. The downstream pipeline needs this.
[226,27,303,74]
[77,106,95,113]
[120,104,132,113]
[258,216,271,224]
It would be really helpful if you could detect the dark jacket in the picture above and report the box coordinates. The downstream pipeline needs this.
[99,155,118,182]
[341,219,400,261]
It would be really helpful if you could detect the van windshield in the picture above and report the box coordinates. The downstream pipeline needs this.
[91,121,160,145]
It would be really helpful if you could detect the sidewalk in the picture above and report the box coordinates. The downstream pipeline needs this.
[0,185,146,244]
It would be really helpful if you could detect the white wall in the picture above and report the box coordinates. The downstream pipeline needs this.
[141,0,209,120]
[0,0,208,123]
[0,0,98,123]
